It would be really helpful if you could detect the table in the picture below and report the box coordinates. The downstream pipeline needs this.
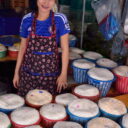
[0,56,17,62]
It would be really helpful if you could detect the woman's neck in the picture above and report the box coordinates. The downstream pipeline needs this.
[37,10,51,21]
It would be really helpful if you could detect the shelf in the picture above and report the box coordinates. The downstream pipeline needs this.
[0,56,17,62]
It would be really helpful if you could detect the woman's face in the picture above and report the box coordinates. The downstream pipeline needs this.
[37,0,56,12]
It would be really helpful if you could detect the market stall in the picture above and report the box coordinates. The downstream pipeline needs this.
[0,0,128,128]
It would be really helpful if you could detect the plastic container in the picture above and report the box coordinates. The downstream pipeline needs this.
[53,121,83,128]
[113,66,128,94]
[0,112,11,128]
[72,84,100,102]
[55,93,78,106]
[40,103,67,128]
[72,59,95,84]
[8,45,20,58]
[96,58,118,70]
[24,125,42,128]
[11,107,41,128]
[11,120,40,128]
[69,35,77,47]
[68,52,81,75]
[67,99,100,124]
[86,117,121,128]
[0,45,7,58]
[87,68,115,97]
[25,89,53,108]
[98,98,127,121]
[83,51,103,63]
[120,114,128,128]
[0,94,25,114]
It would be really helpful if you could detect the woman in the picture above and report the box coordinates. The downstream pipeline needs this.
[13,0,70,97]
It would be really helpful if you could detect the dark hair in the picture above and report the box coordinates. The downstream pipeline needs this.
[29,0,38,12]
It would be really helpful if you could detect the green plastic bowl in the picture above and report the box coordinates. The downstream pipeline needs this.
[0,51,6,58]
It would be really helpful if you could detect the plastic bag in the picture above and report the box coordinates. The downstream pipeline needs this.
[112,27,128,56]
[124,11,128,34]
[92,0,121,40]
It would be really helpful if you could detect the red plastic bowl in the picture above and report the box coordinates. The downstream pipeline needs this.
[8,50,18,58]
[114,73,128,94]
[11,118,41,128]
[72,88,100,102]
[25,97,53,109]
[40,115,68,128]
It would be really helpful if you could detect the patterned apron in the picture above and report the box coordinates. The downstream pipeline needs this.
[18,12,60,97]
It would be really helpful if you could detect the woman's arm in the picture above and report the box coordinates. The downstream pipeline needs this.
[13,37,28,88]
[57,33,69,93]
[60,33,69,76]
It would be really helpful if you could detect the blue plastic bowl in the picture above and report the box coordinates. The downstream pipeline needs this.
[83,57,97,63]
[100,109,126,121]
[67,107,100,125]
[96,64,118,70]
[87,74,115,97]
[69,40,77,47]
[72,65,89,84]
[0,108,15,114]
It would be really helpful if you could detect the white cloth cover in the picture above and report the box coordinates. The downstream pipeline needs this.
[0,112,11,128]
[26,89,52,106]
[40,103,67,120]
[73,59,95,69]
[68,99,99,118]
[88,67,114,81]
[69,52,81,60]
[69,47,85,54]
[74,84,99,97]
[53,121,83,128]
[96,58,117,68]
[83,51,103,60]
[0,45,7,52]
[25,125,42,128]
[0,94,25,110]
[87,117,121,128]
[8,45,20,51]
[113,66,128,77]
[55,93,78,106]
[98,98,127,115]
[122,114,128,128]
[11,107,40,125]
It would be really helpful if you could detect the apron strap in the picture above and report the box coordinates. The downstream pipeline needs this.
[29,13,37,37]
[51,11,56,36]
[30,11,56,36]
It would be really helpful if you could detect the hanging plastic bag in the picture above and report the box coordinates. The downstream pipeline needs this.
[124,10,128,34]
[112,27,128,56]
[91,0,121,40]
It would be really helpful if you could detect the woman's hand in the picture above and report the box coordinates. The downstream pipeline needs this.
[56,74,68,93]
[13,37,27,89]
[13,73,20,89]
